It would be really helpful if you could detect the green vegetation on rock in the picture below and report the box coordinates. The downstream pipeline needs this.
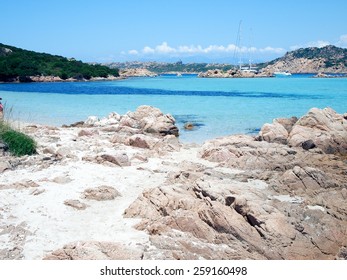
[260,45,347,70]
[0,43,119,82]
[106,61,235,74]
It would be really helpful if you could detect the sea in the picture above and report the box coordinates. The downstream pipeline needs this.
[0,74,346,143]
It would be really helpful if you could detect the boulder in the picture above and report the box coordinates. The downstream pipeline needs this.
[128,106,179,137]
[274,117,298,133]
[64,199,89,210]
[84,116,99,126]
[128,134,158,149]
[56,147,73,158]
[288,108,347,154]
[82,186,121,201]
[0,161,11,173]
[184,122,194,130]
[100,152,130,167]
[200,134,298,171]
[259,121,288,144]
[259,108,347,155]
[78,129,92,137]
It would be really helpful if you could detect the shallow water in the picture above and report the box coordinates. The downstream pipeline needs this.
[0,75,346,143]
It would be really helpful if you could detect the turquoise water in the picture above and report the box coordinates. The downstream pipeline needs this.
[0,75,346,143]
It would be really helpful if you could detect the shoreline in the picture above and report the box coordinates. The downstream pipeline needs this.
[1,72,347,84]
[0,75,126,84]
[1,106,346,260]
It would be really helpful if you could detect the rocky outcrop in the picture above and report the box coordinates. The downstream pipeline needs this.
[123,107,347,260]
[83,105,179,137]
[259,107,347,155]
[125,150,347,259]
[120,68,157,77]
[198,69,271,78]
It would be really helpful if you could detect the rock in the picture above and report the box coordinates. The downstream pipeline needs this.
[128,134,157,149]
[96,112,121,126]
[200,134,298,171]
[274,117,298,133]
[42,147,56,155]
[184,123,194,130]
[56,147,73,158]
[84,116,99,126]
[336,247,347,260]
[110,133,129,145]
[119,115,138,128]
[78,129,94,137]
[62,121,84,128]
[120,68,157,77]
[100,152,130,167]
[0,142,8,151]
[0,161,11,173]
[108,112,121,121]
[29,188,45,196]
[129,106,179,137]
[301,139,316,150]
[198,69,271,78]
[43,241,143,260]
[259,108,347,155]
[52,175,73,184]
[288,108,347,155]
[259,121,288,144]
[64,199,89,210]
[82,186,121,201]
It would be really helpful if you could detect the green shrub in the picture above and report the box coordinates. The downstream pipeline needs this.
[0,124,36,156]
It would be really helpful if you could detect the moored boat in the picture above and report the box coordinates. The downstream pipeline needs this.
[274,71,292,76]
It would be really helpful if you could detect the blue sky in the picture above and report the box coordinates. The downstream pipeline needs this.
[1,0,347,63]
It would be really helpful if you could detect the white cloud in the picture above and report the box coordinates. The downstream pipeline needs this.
[259,46,286,53]
[155,42,176,53]
[127,42,286,57]
[128,49,139,55]
[143,46,155,54]
[290,40,330,50]
[337,34,347,47]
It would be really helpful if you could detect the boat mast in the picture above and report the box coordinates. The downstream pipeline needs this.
[249,28,253,70]
[233,20,242,70]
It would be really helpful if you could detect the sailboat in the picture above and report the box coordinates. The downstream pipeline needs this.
[234,21,258,73]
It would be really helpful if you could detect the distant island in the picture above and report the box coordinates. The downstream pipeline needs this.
[104,60,234,74]
[0,43,119,82]
[1,43,346,82]
[107,45,347,77]
[260,45,347,74]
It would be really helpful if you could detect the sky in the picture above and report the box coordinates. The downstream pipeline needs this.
[1,0,347,63]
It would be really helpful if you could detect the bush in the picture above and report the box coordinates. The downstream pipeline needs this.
[0,122,36,156]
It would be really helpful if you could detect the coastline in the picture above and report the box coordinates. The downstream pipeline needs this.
[1,71,347,84]
[0,75,125,84]
[1,106,346,260]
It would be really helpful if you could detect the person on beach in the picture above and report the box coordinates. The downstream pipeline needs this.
[0,97,3,120]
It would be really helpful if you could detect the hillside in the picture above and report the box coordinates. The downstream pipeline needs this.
[0,43,119,82]
[105,61,235,74]
[260,45,347,73]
